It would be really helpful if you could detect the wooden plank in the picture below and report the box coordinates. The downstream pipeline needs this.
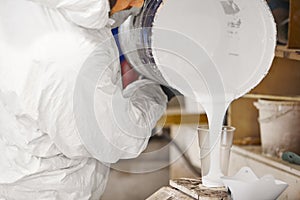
[243,93,300,101]
[251,57,300,97]
[158,113,208,126]
[275,45,300,61]
[146,186,195,200]
[170,178,230,200]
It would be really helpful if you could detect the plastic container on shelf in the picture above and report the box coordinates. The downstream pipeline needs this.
[254,99,300,157]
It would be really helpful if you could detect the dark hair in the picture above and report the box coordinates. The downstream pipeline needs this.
[109,0,117,9]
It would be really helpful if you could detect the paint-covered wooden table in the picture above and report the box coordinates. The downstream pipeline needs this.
[146,178,230,200]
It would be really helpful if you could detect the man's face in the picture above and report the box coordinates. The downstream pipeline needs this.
[111,0,144,15]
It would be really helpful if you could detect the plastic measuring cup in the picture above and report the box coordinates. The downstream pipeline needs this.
[198,125,235,187]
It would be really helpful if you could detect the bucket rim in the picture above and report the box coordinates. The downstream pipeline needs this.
[197,125,236,132]
[257,99,300,106]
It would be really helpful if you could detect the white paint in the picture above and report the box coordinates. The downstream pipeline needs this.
[150,0,276,187]
[200,102,230,186]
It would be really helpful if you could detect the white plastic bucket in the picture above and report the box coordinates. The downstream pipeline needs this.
[254,99,300,157]
[119,0,276,103]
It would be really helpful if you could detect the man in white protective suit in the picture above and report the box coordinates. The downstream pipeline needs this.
[0,0,168,199]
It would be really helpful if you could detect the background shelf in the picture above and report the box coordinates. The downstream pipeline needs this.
[243,93,300,101]
[275,45,300,61]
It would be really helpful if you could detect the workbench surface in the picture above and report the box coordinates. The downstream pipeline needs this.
[147,178,230,200]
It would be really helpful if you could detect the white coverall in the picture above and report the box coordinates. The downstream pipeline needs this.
[0,0,167,199]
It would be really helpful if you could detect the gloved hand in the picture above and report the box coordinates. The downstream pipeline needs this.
[72,36,168,163]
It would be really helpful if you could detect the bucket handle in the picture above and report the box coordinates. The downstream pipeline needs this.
[257,108,294,123]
